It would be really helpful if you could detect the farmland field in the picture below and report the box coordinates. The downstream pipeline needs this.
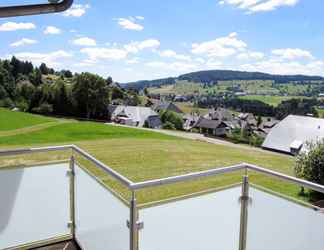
[0,108,301,204]
[239,95,308,106]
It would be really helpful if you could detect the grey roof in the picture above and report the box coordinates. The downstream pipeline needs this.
[208,108,234,121]
[153,102,183,114]
[194,117,226,130]
[109,105,158,127]
[262,115,324,154]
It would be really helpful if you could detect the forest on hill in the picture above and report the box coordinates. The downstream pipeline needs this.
[123,69,324,90]
[0,57,140,119]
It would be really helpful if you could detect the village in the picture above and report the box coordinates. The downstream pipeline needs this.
[108,100,324,156]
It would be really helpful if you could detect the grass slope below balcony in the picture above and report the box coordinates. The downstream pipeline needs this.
[0,108,300,204]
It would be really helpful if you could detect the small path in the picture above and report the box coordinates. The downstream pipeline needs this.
[0,120,73,137]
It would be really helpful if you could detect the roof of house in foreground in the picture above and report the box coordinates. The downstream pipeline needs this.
[262,115,324,154]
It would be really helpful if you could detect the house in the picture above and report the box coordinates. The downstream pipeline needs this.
[205,108,239,131]
[153,102,184,114]
[238,113,258,127]
[258,118,279,134]
[108,105,161,128]
[262,115,324,155]
[206,107,234,121]
[194,117,228,136]
[183,113,200,131]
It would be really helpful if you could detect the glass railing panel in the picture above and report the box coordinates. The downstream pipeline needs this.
[0,163,70,249]
[247,187,324,250]
[74,165,130,250]
[139,186,241,250]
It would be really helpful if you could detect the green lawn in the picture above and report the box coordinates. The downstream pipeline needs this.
[239,95,309,106]
[0,108,302,204]
[0,108,55,131]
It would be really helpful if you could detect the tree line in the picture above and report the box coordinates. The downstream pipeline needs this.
[198,97,320,120]
[0,57,140,119]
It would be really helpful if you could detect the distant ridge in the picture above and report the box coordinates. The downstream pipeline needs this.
[122,69,324,90]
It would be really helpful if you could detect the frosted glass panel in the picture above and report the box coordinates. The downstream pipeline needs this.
[247,188,324,250]
[75,166,129,250]
[0,163,70,249]
[139,187,241,250]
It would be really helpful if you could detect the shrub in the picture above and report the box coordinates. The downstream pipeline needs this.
[162,121,176,130]
[32,103,53,115]
[0,98,14,108]
[295,139,324,200]
[160,110,183,130]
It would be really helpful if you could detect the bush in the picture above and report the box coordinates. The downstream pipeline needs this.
[162,121,176,130]
[160,110,183,130]
[16,100,29,112]
[0,97,14,108]
[32,103,53,115]
[295,140,324,200]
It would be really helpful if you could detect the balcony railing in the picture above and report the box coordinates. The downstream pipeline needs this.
[0,145,324,250]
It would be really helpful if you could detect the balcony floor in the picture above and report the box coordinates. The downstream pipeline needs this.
[32,241,79,250]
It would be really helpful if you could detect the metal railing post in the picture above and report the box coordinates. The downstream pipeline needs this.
[239,175,249,250]
[68,155,76,238]
[130,192,138,250]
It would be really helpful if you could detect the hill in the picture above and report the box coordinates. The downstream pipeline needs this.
[0,108,298,204]
[123,69,324,90]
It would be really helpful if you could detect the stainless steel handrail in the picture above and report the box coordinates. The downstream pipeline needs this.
[0,144,134,187]
[71,145,134,188]
[129,164,246,190]
[1,145,324,194]
[0,0,74,18]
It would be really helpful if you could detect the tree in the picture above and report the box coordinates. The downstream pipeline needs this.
[160,110,183,130]
[53,80,70,115]
[257,115,262,127]
[73,72,110,119]
[295,139,324,200]
[40,63,49,75]
[106,76,113,86]
[29,68,43,86]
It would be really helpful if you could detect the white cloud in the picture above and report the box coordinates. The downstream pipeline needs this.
[117,17,144,31]
[240,59,324,76]
[272,48,314,60]
[135,16,145,20]
[10,50,72,67]
[74,59,97,68]
[0,22,35,32]
[124,39,160,53]
[206,59,223,68]
[219,0,299,13]
[191,32,247,57]
[10,38,37,47]
[237,51,264,60]
[44,26,61,35]
[159,50,191,61]
[126,58,140,64]
[80,48,128,61]
[63,4,90,17]
[72,37,97,46]
[146,61,197,72]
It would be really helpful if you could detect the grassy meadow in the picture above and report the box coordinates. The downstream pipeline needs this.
[0,108,302,204]
[239,95,308,106]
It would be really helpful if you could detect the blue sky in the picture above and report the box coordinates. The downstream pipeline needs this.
[0,0,323,82]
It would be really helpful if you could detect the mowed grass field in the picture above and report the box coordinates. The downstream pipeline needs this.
[0,108,56,131]
[239,95,308,106]
[0,108,301,204]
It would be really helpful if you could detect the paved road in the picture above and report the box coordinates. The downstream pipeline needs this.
[108,123,292,158]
